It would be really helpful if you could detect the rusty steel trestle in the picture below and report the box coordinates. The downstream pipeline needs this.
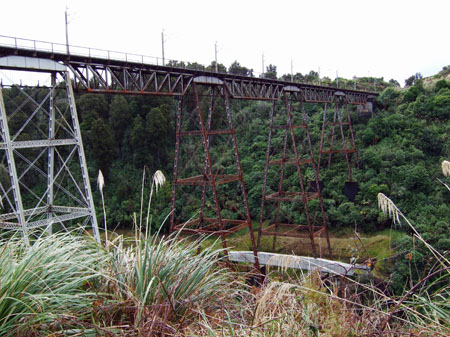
[170,81,260,271]
[318,93,359,201]
[257,91,332,258]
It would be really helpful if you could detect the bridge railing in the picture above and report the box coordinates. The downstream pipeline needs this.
[0,35,167,66]
[0,35,383,93]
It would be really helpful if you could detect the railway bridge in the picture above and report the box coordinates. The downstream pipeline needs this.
[0,36,377,269]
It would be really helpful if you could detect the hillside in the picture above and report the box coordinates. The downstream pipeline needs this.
[1,64,449,293]
[0,64,449,336]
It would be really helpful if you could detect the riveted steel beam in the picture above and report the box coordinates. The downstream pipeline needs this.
[0,44,377,103]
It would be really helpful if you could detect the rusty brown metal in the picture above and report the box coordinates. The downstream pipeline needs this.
[257,90,332,258]
[0,40,379,268]
[318,93,360,203]
[0,44,376,103]
[318,93,359,182]
[170,80,260,271]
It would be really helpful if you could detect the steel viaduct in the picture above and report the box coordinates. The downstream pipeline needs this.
[0,36,377,270]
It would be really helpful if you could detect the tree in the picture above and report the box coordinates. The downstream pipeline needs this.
[229,61,253,77]
[166,60,186,68]
[378,87,401,110]
[404,73,422,87]
[89,118,116,176]
[280,72,305,82]
[264,64,277,79]
[206,61,227,73]
[145,105,172,170]
[186,62,205,71]
[77,94,109,120]
[434,79,450,92]
[426,88,450,120]
[305,70,319,83]
[130,114,147,167]
[389,79,400,87]
[109,96,131,151]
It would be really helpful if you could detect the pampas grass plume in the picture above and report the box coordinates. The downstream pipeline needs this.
[98,170,107,246]
[153,170,166,193]
[442,160,450,177]
[97,170,105,192]
[377,193,400,225]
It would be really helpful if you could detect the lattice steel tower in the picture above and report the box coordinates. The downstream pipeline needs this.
[257,90,332,258]
[318,92,359,201]
[170,77,260,270]
[0,57,99,243]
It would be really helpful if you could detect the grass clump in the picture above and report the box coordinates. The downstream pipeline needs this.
[98,232,235,334]
[0,232,106,336]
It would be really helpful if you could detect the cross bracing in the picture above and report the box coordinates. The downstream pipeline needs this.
[0,37,376,103]
[0,69,99,243]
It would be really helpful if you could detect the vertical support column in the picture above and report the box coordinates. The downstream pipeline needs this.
[336,98,353,181]
[193,83,228,256]
[171,78,260,271]
[327,107,338,167]
[319,93,359,201]
[65,72,100,243]
[46,73,56,234]
[272,104,290,251]
[285,94,317,258]
[318,102,328,168]
[199,88,215,225]
[257,101,275,250]
[224,90,260,271]
[258,90,332,259]
[170,97,183,233]
[345,102,359,168]
[0,87,30,245]
[300,100,332,257]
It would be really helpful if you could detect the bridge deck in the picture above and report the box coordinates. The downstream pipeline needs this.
[0,36,378,102]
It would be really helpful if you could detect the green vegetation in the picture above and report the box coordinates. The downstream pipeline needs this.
[0,232,105,336]
[0,63,449,335]
[0,226,448,336]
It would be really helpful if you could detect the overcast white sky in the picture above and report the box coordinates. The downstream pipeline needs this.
[1,0,449,86]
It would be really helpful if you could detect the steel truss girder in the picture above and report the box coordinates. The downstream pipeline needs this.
[68,63,195,96]
[67,61,371,103]
[257,92,332,258]
[0,72,99,242]
[0,45,376,103]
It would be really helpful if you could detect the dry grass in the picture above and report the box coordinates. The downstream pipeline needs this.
[193,268,448,337]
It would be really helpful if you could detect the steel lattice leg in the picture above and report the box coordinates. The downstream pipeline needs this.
[0,86,29,245]
[257,102,276,251]
[0,71,99,242]
[65,72,100,242]
[170,98,183,234]
[258,92,333,258]
[318,93,359,201]
[170,81,260,271]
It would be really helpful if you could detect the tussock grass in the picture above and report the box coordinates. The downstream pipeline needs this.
[1,168,448,335]
[0,232,105,336]
[377,193,450,335]
[96,231,237,334]
[2,224,448,336]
